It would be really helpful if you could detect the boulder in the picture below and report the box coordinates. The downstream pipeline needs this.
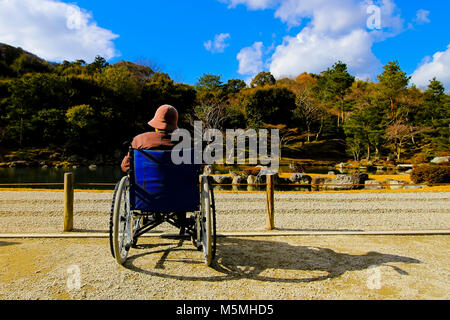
[203,165,213,175]
[403,185,426,190]
[430,156,450,164]
[88,164,97,171]
[385,179,407,190]
[232,175,247,185]
[247,175,257,185]
[212,175,232,184]
[328,171,336,175]
[323,173,369,190]
[364,180,384,190]
[311,176,329,191]
[289,174,312,185]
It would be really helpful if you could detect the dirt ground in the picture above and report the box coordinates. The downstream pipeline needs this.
[0,235,448,300]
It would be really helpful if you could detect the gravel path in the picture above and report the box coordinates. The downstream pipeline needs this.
[0,190,449,233]
[0,235,448,299]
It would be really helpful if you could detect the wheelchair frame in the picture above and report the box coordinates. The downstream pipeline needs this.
[109,148,216,266]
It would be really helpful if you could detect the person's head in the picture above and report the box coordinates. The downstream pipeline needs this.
[148,104,178,132]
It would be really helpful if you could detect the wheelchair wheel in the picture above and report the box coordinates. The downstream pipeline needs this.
[199,175,215,266]
[109,180,121,258]
[112,176,133,265]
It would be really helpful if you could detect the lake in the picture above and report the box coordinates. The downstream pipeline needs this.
[0,164,401,191]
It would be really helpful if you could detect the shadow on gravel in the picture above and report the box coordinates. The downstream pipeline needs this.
[124,238,421,283]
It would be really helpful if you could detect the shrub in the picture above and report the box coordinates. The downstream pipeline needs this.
[411,165,450,185]
[412,153,429,165]
[242,167,261,176]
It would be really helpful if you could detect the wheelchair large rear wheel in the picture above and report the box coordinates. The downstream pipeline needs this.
[112,176,133,265]
[199,176,215,266]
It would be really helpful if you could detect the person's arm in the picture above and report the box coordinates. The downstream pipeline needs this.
[121,153,130,172]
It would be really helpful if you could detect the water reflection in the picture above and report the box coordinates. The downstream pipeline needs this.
[0,165,406,191]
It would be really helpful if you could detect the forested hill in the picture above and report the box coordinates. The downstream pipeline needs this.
[0,42,449,166]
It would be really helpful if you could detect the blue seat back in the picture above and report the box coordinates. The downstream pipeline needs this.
[129,149,200,213]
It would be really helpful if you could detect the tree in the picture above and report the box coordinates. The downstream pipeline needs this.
[87,56,109,74]
[10,53,50,75]
[344,104,384,160]
[224,79,246,94]
[384,122,421,160]
[294,90,324,142]
[243,87,296,128]
[315,61,354,126]
[195,74,223,92]
[377,61,410,122]
[250,71,276,88]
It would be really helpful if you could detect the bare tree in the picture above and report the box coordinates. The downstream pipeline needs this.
[295,91,324,142]
[385,122,422,160]
[188,99,229,131]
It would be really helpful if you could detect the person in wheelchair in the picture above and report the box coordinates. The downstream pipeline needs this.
[120,104,178,172]
[111,104,216,266]
[120,104,189,235]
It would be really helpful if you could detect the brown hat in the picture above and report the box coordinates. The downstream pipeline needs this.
[148,105,178,131]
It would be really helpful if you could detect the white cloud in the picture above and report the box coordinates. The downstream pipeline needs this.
[269,27,380,79]
[221,0,277,10]
[204,33,231,53]
[225,0,406,80]
[0,0,119,62]
[414,9,430,24]
[237,42,264,78]
[410,45,450,91]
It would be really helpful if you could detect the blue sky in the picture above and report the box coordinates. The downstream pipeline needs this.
[0,0,449,89]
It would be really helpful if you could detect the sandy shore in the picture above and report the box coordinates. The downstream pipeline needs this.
[0,190,449,233]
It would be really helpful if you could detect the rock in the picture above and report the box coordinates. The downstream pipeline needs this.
[55,163,63,169]
[311,176,329,191]
[10,161,27,168]
[430,156,450,164]
[328,171,335,175]
[88,164,97,171]
[203,165,213,175]
[289,174,312,185]
[212,175,232,184]
[255,175,266,184]
[324,173,369,190]
[41,165,48,169]
[376,166,387,171]
[289,162,304,173]
[232,175,247,185]
[277,177,292,185]
[364,180,384,190]
[385,179,407,190]
[247,175,257,185]
[403,185,425,190]
[229,171,239,178]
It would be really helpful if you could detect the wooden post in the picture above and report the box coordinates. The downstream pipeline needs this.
[266,174,275,230]
[64,172,74,232]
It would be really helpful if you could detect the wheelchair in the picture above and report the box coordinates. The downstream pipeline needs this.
[109,148,216,266]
